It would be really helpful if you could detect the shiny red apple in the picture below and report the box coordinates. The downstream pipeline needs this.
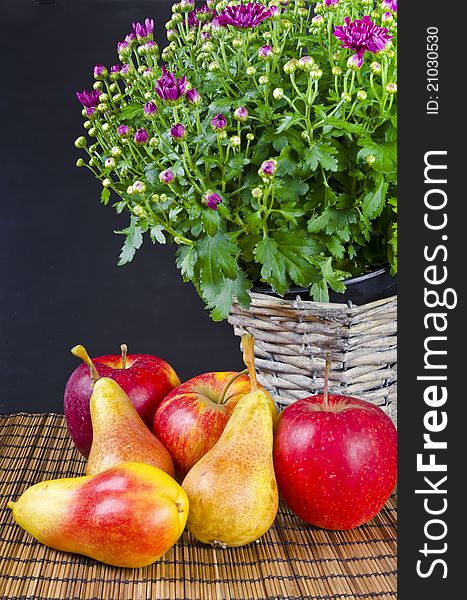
[64,344,180,457]
[273,390,397,530]
[152,371,253,480]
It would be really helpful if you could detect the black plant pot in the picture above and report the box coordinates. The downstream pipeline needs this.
[252,267,397,306]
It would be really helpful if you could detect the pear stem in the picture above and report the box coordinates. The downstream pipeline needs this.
[219,369,248,405]
[323,353,331,409]
[121,344,128,369]
[71,345,100,384]
[7,501,15,510]
[241,333,258,391]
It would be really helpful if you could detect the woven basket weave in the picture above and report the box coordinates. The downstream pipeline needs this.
[228,292,397,425]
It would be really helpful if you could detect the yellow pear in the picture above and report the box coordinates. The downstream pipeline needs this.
[86,377,175,478]
[182,333,278,547]
[8,462,188,568]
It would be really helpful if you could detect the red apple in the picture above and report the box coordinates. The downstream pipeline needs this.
[64,344,180,457]
[152,371,253,480]
[273,389,397,530]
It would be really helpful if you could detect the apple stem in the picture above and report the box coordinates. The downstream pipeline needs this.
[121,344,128,369]
[323,353,331,409]
[71,345,100,385]
[241,333,258,391]
[219,369,248,405]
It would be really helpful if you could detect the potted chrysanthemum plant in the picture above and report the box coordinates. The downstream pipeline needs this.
[74,0,397,322]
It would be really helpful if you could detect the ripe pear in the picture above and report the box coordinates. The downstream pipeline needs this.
[86,377,175,478]
[182,333,278,547]
[7,462,189,568]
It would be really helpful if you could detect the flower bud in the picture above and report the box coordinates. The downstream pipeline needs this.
[310,67,323,80]
[258,45,273,60]
[246,66,257,76]
[347,53,364,71]
[230,135,241,147]
[202,191,222,210]
[332,66,342,76]
[271,88,284,101]
[172,13,184,24]
[102,178,112,187]
[134,128,149,144]
[365,154,376,166]
[259,159,278,179]
[132,205,147,218]
[382,12,394,24]
[94,64,108,80]
[297,7,309,17]
[219,131,227,139]
[151,193,160,203]
[341,92,352,102]
[105,157,116,169]
[127,185,134,195]
[74,136,87,148]
[252,186,263,199]
[258,75,269,85]
[370,61,382,75]
[262,31,272,40]
[101,123,110,133]
[160,169,174,184]
[88,127,97,137]
[232,37,243,49]
[117,124,131,137]
[98,103,108,112]
[133,180,147,193]
[89,144,99,153]
[202,41,215,53]
[89,158,97,167]
[186,88,202,105]
[298,56,314,72]
[144,101,158,116]
[385,82,397,94]
[149,137,159,147]
[386,49,396,59]
[159,193,168,202]
[161,48,174,61]
[211,113,227,131]
[109,83,118,93]
[284,59,298,74]
[170,123,186,139]
[167,29,177,42]
[83,120,92,130]
[111,146,122,157]
[312,15,325,27]
[357,90,368,101]
[332,52,342,62]
[234,106,249,121]
[246,133,255,141]
[208,61,220,72]
[76,158,85,167]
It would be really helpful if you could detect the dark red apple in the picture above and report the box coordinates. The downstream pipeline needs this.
[64,344,180,457]
[152,371,255,480]
[273,389,397,530]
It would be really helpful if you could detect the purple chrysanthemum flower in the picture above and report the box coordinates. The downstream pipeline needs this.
[186,88,202,105]
[134,128,149,144]
[121,64,131,75]
[160,169,174,184]
[334,16,392,58]
[201,31,212,40]
[132,18,154,39]
[234,106,249,122]
[216,2,276,29]
[76,89,101,117]
[144,102,157,116]
[211,113,227,131]
[171,123,186,139]
[203,192,222,210]
[117,124,131,137]
[258,44,273,59]
[382,0,397,11]
[125,32,136,44]
[110,64,121,74]
[325,0,340,6]
[259,159,278,177]
[155,66,187,102]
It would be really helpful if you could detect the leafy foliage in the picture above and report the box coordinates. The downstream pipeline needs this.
[75,0,397,320]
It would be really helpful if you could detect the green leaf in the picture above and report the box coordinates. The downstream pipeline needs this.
[119,103,143,120]
[176,245,198,281]
[304,143,339,172]
[115,216,143,265]
[150,225,166,244]
[273,136,289,152]
[228,156,251,170]
[208,271,251,321]
[307,206,357,235]
[276,114,302,134]
[357,139,397,175]
[202,207,220,236]
[144,163,159,185]
[362,176,389,219]
[254,232,321,295]
[275,178,309,200]
[197,232,239,305]
[100,187,110,205]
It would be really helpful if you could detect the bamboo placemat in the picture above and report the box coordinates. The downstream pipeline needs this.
[0,413,397,600]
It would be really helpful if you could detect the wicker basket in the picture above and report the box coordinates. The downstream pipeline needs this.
[228,292,397,425]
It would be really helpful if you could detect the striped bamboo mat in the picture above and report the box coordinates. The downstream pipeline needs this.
[0,413,397,600]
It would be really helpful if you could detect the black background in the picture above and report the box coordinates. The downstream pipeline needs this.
[0,0,244,415]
